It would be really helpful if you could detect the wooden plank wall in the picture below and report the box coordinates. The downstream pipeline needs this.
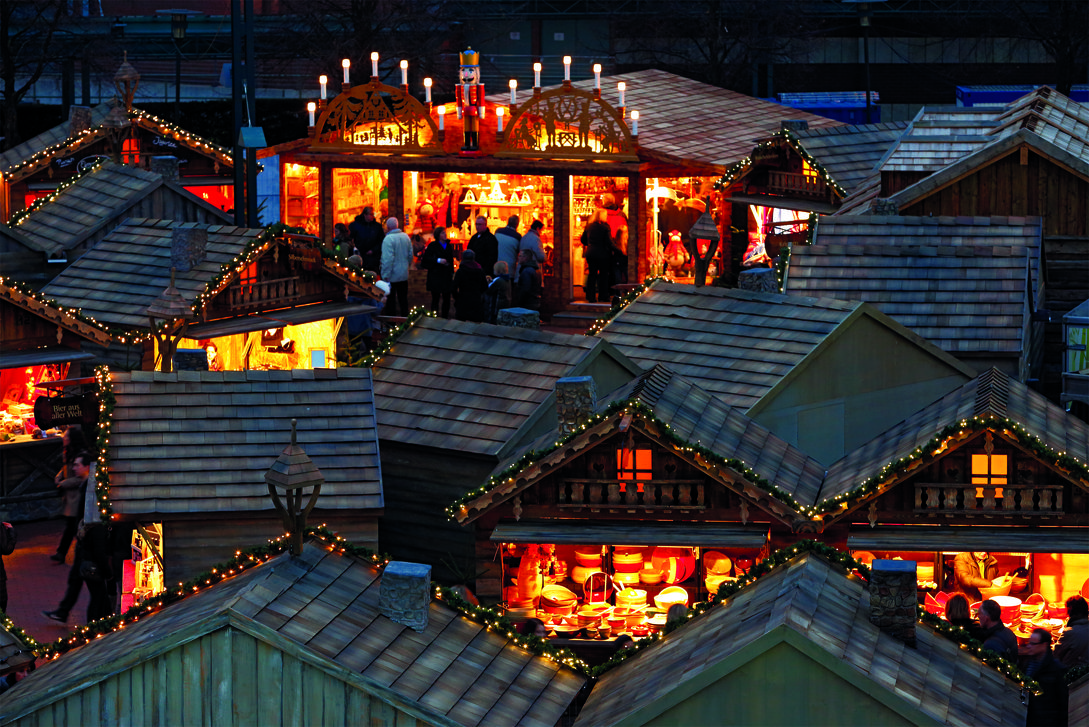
[378,443,496,585]
[162,514,378,583]
[900,151,1089,238]
[10,628,429,727]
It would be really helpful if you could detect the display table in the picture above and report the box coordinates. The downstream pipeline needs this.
[0,435,63,498]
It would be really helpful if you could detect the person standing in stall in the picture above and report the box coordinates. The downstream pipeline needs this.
[467,216,498,277]
[581,209,613,303]
[952,551,999,601]
[494,215,522,274]
[380,217,413,317]
[520,220,547,264]
[452,249,487,322]
[350,207,385,273]
[421,227,455,318]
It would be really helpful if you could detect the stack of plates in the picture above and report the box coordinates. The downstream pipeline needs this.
[916,562,935,582]
[616,588,647,609]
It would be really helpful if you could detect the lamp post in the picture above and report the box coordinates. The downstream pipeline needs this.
[157,9,200,122]
[844,0,886,124]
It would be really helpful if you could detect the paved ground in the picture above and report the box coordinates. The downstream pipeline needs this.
[4,518,90,647]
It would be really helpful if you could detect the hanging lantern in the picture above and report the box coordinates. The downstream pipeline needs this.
[264,419,324,556]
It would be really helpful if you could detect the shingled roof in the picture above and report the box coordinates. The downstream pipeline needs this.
[40,219,265,331]
[575,552,1026,727]
[10,161,231,254]
[107,368,382,515]
[595,282,862,410]
[787,215,1042,358]
[372,316,641,458]
[488,69,842,171]
[463,364,825,524]
[821,367,1089,504]
[0,543,585,726]
[791,121,910,194]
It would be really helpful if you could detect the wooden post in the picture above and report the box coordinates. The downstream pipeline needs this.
[628,173,643,283]
[320,162,334,246]
[550,172,571,311]
[387,169,405,232]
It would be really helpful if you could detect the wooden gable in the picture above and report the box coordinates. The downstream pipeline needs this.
[200,234,383,323]
[0,281,112,352]
[460,412,805,531]
[898,143,1089,237]
[827,427,1088,530]
[726,133,843,210]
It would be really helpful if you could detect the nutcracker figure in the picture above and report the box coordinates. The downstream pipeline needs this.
[456,48,485,153]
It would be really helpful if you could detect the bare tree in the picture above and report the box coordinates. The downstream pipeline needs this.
[272,0,462,94]
[994,0,1088,95]
[607,0,816,92]
[0,0,67,150]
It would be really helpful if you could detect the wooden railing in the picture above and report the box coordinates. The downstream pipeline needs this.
[767,171,827,198]
[557,479,706,510]
[914,483,1064,515]
[229,277,302,310]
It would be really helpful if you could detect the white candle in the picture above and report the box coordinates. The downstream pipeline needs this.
[400,59,408,85]
[319,75,327,100]
[437,105,445,130]
[341,59,350,85]
[593,63,601,89]
[497,107,505,133]
[424,77,432,103]
[509,79,517,105]
[533,62,541,87]
[307,101,316,127]
[563,56,571,81]
[370,52,379,77]
[630,109,639,135]
[618,82,626,107]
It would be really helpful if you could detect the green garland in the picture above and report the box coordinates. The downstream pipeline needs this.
[92,366,115,519]
[813,414,1089,517]
[356,306,433,369]
[590,540,1038,696]
[0,276,120,343]
[585,277,664,336]
[8,159,106,226]
[711,130,846,198]
[447,399,810,521]
[31,526,388,661]
[436,586,591,675]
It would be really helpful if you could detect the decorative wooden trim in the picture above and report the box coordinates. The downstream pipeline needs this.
[311,80,443,155]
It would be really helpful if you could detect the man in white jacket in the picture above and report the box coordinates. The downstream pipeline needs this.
[380,217,413,316]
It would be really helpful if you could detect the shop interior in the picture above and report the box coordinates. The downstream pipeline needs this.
[1,364,69,443]
[171,319,341,372]
[851,548,1089,642]
[500,542,765,641]
[121,523,165,613]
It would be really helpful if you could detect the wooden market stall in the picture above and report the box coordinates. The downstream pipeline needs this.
[266,57,839,317]
[39,219,385,373]
[817,367,1089,634]
[0,58,237,222]
[103,368,383,583]
[450,365,826,648]
[0,278,111,517]
[0,540,586,726]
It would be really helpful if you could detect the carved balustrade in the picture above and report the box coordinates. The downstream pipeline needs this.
[914,483,1064,515]
[767,170,827,198]
[557,479,705,510]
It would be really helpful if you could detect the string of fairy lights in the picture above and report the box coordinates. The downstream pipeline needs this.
[446,399,809,521]
[1,107,236,187]
[711,128,847,199]
[584,277,663,336]
[8,159,107,226]
[0,535,1052,694]
[0,276,114,345]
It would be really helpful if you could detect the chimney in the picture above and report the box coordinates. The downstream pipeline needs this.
[379,561,431,632]
[781,119,809,133]
[68,106,93,138]
[171,226,208,273]
[868,560,917,648]
[556,376,597,436]
[150,156,180,183]
[873,198,900,216]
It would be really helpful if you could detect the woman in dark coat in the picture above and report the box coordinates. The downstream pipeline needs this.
[420,227,455,318]
[452,249,487,322]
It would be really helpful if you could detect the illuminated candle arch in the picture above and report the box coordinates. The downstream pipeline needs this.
[311,78,443,155]
[495,84,638,161]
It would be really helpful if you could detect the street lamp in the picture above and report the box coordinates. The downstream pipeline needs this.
[157,9,200,121]
[843,0,887,124]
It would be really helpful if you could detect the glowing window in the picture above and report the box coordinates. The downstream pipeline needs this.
[617,448,652,492]
[238,261,258,287]
[123,137,140,165]
[802,160,818,179]
[971,453,1007,498]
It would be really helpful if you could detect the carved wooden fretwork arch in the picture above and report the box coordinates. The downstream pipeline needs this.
[497,85,637,161]
[312,81,443,154]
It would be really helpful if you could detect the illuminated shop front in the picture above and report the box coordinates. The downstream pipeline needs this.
[271,51,729,315]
